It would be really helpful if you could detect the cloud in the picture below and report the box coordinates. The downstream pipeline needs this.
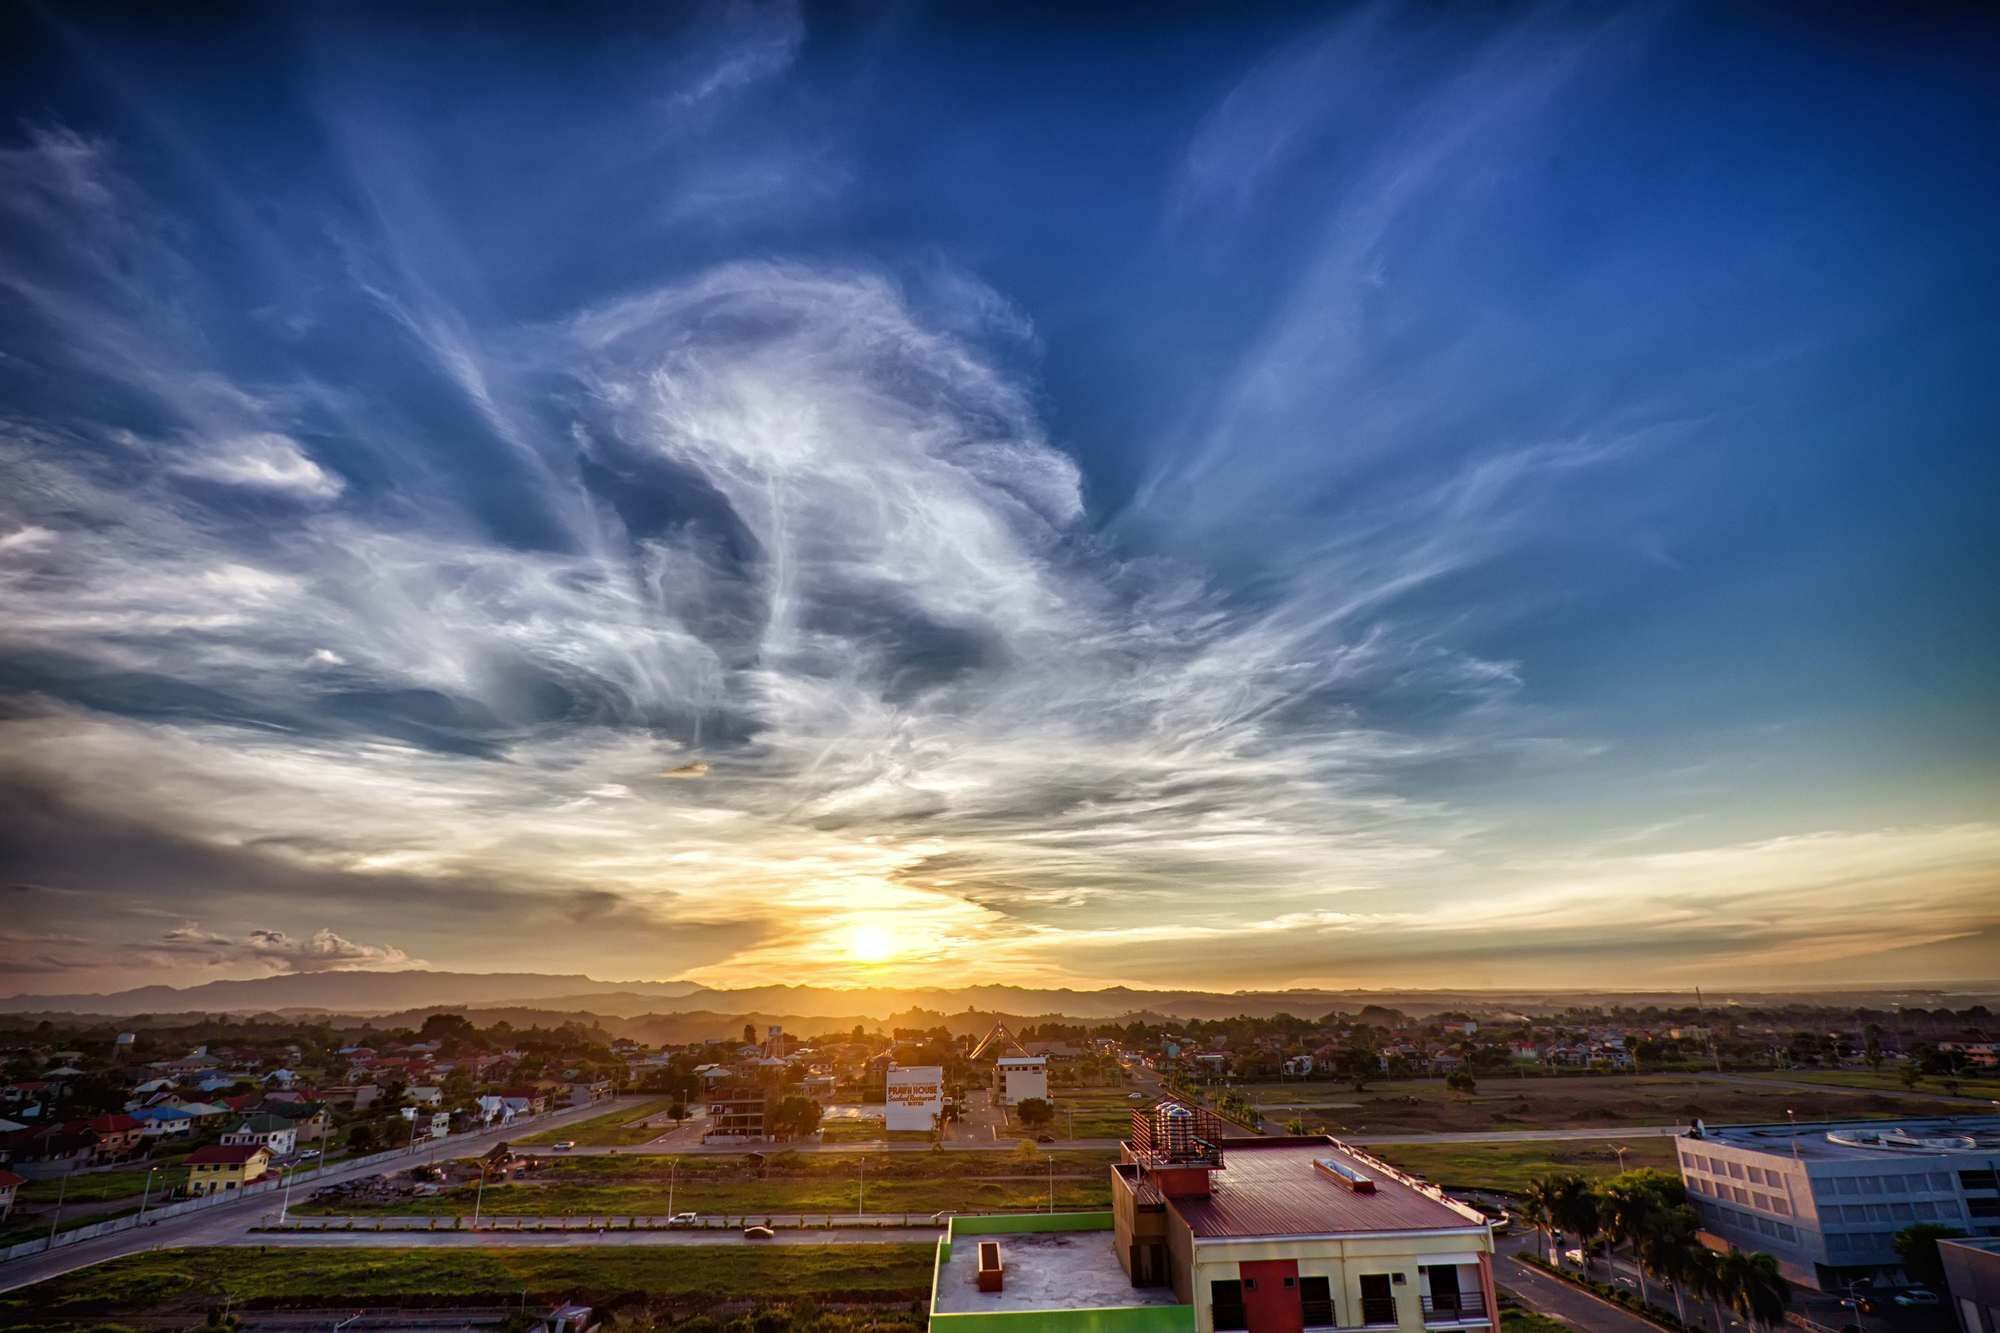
[172,432,345,500]
[157,923,414,972]
[662,761,710,778]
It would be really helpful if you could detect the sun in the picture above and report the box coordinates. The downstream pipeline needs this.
[844,921,900,966]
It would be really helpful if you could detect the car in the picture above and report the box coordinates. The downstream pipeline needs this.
[742,1225,776,1240]
[1563,1249,1588,1266]
[1127,1092,1145,1100]
[551,1140,576,1151]
[298,1149,321,1159]
[1893,1290,1938,1307]
[1035,1134,1055,1143]
[668,1211,698,1226]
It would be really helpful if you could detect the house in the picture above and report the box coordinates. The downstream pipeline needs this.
[499,1087,549,1115]
[994,1056,1049,1107]
[1281,1055,1315,1078]
[184,1144,269,1196]
[0,1168,21,1218]
[476,1094,517,1126]
[221,1114,298,1157]
[175,1101,233,1126]
[86,1113,146,1161]
[569,1079,614,1106]
[0,1123,98,1176]
[429,1110,452,1140]
[405,1086,443,1109]
[257,1100,331,1142]
[132,1106,196,1140]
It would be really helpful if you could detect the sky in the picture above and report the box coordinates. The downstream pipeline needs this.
[2,2,1997,999]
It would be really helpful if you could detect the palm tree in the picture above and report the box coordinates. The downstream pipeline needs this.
[1722,1251,1789,1332]
[1638,1204,1703,1327]
[1601,1178,1659,1307]
[1549,1174,1601,1272]
[1685,1245,1732,1333]
[1521,1178,1561,1265]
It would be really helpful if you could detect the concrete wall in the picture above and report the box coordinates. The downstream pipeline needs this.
[1186,1228,1491,1333]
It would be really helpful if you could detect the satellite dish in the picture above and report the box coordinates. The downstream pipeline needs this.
[1693,1118,1707,1138]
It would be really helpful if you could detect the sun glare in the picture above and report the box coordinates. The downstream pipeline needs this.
[845,921,899,965]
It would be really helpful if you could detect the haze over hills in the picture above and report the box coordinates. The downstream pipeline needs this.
[4,969,1994,1022]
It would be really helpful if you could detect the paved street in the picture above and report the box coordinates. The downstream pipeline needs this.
[0,1095,629,1294]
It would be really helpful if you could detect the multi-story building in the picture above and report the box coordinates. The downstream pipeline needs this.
[703,1084,769,1142]
[993,1056,1047,1108]
[930,1102,1496,1332]
[1676,1117,2000,1290]
[1940,1236,2000,1333]
[185,1143,269,1196]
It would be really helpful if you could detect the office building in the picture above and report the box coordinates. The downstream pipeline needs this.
[1676,1116,2000,1290]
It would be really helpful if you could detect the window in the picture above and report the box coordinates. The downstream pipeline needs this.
[1728,1162,1745,1180]
[1752,1192,1772,1212]
[1747,1167,1766,1185]
[1772,1198,1790,1216]
[1301,1276,1335,1327]
[1836,1178,1859,1196]
[1961,1170,1999,1191]
[1212,1280,1247,1332]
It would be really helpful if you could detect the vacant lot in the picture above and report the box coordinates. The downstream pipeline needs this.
[1240,1073,1969,1136]
[0,1244,937,1329]
[299,1148,1120,1218]
[1369,1136,1678,1194]
[515,1098,682,1146]
[17,1167,161,1205]
[1743,1069,1998,1099]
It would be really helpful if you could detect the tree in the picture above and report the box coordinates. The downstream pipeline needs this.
[1720,1251,1788,1331]
[768,1096,823,1140]
[1285,1117,1310,1135]
[1899,1063,1922,1090]
[1521,1178,1561,1264]
[1014,1097,1054,1130]
[1638,1203,1704,1327]
[1894,1223,1964,1291]
[1445,1070,1477,1097]
[1686,1245,1733,1333]
[1334,1046,1378,1092]
[1549,1174,1602,1271]
[1601,1177,1665,1307]
[347,1123,376,1154]
[744,1023,758,1047]
[1012,1138,1040,1164]
[668,1103,690,1125]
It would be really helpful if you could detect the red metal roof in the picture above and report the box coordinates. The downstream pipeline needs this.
[1166,1138,1485,1240]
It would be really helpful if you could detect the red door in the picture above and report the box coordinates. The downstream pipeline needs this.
[1239,1258,1304,1333]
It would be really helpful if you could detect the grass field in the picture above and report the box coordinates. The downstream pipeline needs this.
[514,1098,682,1146]
[0,1244,938,1328]
[1743,1069,1997,1099]
[1040,1089,1146,1138]
[1236,1073,1972,1137]
[1368,1137,1678,1194]
[16,1168,162,1205]
[298,1148,1120,1218]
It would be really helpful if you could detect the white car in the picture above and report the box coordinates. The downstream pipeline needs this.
[667,1211,699,1226]
[1893,1290,1938,1307]
[1563,1249,1588,1265]
[551,1140,576,1151]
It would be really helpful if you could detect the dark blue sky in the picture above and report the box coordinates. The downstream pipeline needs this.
[2,2,1995,993]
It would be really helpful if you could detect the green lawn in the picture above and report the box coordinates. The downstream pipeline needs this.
[0,1245,938,1328]
[298,1148,1120,1218]
[17,1168,161,1205]
[1368,1137,1678,1194]
[513,1098,682,1146]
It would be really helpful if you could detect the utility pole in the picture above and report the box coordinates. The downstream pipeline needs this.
[279,1163,297,1225]
[473,1162,487,1231]
[47,1168,71,1246]
[858,1157,866,1218]
[666,1158,675,1220]
[137,1165,162,1224]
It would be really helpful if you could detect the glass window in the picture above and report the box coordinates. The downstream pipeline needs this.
[1747,1168,1766,1185]
[1836,1178,1859,1196]
[1728,1162,1745,1180]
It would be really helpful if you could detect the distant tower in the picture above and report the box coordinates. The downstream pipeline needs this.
[766,1024,784,1059]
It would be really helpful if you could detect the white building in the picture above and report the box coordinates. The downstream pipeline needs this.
[993,1055,1048,1107]
[886,1064,945,1132]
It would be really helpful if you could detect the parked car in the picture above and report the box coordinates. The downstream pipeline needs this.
[552,1140,576,1151]
[743,1225,776,1240]
[668,1211,698,1226]
[298,1148,321,1159]
[1893,1290,1938,1307]
[1563,1249,1588,1266]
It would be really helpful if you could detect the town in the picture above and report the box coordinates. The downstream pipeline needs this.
[1,994,1994,1331]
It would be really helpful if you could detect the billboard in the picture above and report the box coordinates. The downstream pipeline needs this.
[885,1064,944,1133]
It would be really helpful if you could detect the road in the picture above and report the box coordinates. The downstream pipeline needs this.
[0,1095,630,1294]
[228,1226,938,1250]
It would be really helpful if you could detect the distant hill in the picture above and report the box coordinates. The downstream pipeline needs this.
[3,969,1991,1023]
[0,970,702,1016]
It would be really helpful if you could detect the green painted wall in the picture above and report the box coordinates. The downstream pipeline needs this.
[948,1210,1115,1238]
[929,1304,1195,1332]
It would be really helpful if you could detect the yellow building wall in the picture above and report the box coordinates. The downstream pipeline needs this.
[1185,1228,1492,1333]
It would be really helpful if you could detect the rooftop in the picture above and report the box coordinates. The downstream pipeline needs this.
[932,1225,1186,1317]
[1688,1116,2000,1163]
[1166,1138,1488,1240]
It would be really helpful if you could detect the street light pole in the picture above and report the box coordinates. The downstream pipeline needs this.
[666,1159,675,1220]
[137,1165,161,1224]
[473,1163,487,1231]
[46,1168,71,1246]
[279,1163,296,1225]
